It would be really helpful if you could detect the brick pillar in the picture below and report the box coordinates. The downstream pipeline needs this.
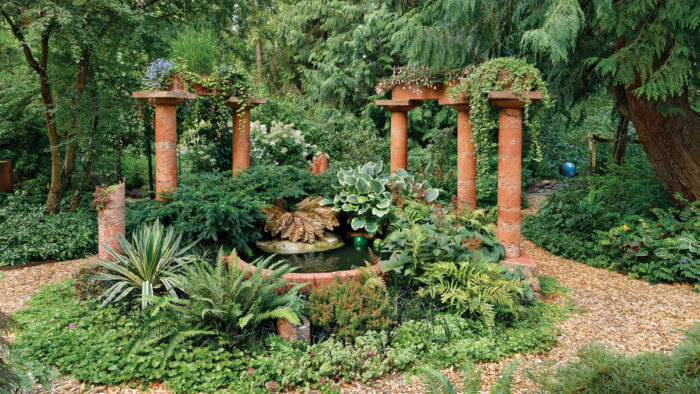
[98,183,126,259]
[232,108,251,176]
[496,107,523,258]
[154,101,179,200]
[390,111,408,173]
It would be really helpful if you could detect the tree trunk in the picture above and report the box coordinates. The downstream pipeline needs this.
[611,115,629,165]
[612,81,700,201]
[254,0,263,82]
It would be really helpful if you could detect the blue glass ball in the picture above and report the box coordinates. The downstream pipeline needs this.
[559,162,578,178]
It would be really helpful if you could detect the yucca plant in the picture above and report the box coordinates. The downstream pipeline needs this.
[128,251,305,362]
[89,219,196,308]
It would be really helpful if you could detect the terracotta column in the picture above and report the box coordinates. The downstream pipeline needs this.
[489,91,541,259]
[97,183,126,259]
[154,100,180,200]
[232,108,251,176]
[313,152,329,174]
[390,110,409,173]
[495,106,523,258]
[440,98,476,210]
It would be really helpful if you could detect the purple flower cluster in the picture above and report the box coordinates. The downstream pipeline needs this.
[143,58,174,90]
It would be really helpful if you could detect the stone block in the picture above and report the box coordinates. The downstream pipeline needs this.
[277,316,311,344]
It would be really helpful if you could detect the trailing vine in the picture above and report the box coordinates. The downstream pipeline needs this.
[375,65,470,95]
[450,57,553,200]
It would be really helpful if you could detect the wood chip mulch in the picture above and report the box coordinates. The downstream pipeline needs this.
[2,195,698,393]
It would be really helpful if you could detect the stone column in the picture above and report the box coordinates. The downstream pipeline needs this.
[97,183,126,259]
[232,107,251,176]
[154,100,180,200]
[441,99,476,210]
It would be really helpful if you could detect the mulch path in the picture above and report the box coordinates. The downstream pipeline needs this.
[2,194,698,393]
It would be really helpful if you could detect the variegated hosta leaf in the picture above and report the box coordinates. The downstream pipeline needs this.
[263,197,339,243]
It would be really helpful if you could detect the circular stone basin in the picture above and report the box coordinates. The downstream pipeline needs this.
[231,238,383,288]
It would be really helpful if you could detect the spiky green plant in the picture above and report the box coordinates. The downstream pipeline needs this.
[89,219,196,309]
[170,25,221,75]
[128,251,305,362]
[419,359,520,394]
[417,256,527,328]
[0,311,19,392]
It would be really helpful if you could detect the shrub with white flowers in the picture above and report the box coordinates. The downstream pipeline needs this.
[178,119,219,172]
[250,121,319,167]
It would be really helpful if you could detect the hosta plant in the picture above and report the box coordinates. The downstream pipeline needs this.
[322,161,438,235]
[128,252,304,362]
[89,219,196,309]
[263,196,339,243]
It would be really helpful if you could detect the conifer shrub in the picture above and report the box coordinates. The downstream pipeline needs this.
[307,278,394,341]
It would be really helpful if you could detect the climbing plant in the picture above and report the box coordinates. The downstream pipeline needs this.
[451,57,553,201]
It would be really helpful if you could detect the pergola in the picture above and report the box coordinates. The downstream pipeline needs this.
[376,83,541,282]
[131,90,266,200]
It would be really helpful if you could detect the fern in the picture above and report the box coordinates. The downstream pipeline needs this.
[416,256,526,328]
[419,365,458,394]
[128,250,304,363]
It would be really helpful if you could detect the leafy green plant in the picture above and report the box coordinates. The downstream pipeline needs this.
[89,219,196,308]
[12,280,568,392]
[380,201,505,277]
[323,161,438,235]
[126,168,336,255]
[323,161,393,234]
[532,322,700,393]
[170,25,222,75]
[129,252,304,362]
[71,263,105,300]
[307,278,395,341]
[594,198,699,283]
[419,358,520,394]
[523,159,672,262]
[0,195,97,266]
[0,311,52,393]
[417,256,528,329]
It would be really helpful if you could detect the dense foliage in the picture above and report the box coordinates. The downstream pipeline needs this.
[523,160,672,261]
[13,280,569,392]
[126,166,335,255]
[0,196,96,266]
[90,219,195,308]
[130,253,304,361]
[307,278,394,341]
[534,322,700,393]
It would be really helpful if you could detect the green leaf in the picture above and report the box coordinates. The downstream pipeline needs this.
[351,217,366,230]
[357,179,371,194]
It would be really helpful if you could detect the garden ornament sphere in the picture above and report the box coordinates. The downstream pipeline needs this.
[559,162,578,178]
[354,235,368,247]
[373,238,383,251]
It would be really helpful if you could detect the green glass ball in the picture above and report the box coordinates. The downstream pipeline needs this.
[353,235,368,246]
[373,238,383,251]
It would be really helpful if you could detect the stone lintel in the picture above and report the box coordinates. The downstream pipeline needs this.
[488,90,542,108]
[132,90,192,105]
[225,97,268,110]
[438,97,470,112]
[375,99,422,112]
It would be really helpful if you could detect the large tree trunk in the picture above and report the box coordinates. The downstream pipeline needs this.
[612,81,700,202]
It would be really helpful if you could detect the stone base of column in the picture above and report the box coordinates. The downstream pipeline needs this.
[500,251,540,293]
